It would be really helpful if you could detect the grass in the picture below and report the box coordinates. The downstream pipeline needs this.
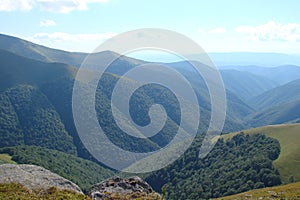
[0,183,162,200]
[214,181,300,200]
[94,192,162,200]
[222,123,300,183]
[0,154,16,164]
[0,183,90,200]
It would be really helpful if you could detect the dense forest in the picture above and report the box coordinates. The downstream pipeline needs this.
[0,84,76,154]
[145,133,281,199]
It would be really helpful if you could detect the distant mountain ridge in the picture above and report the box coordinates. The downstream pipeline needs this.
[2,33,300,68]
[249,78,300,110]
[0,33,85,66]
[0,33,144,68]
[244,79,300,127]
[210,52,300,67]
[246,99,300,127]
[220,69,278,101]
[219,65,300,85]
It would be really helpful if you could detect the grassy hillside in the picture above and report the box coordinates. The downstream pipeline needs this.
[0,146,114,193]
[0,183,161,200]
[0,183,90,200]
[215,181,300,200]
[223,123,300,183]
[0,154,16,164]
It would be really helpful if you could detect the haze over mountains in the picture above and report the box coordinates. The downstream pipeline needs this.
[210,52,300,67]
[220,65,300,85]
[1,33,300,145]
[0,33,300,199]
[0,35,299,135]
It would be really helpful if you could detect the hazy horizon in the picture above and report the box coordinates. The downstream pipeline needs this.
[1,0,300,54]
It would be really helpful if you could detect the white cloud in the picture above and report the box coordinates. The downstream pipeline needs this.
[31,32,116,41]
[208,27,226,34]
[36,0,108,13]
[197,28,205,33]
[198,27,226,34]
[0,0,108,13]
[28,32,117,52]
[40,19,56,27]
[0,0,33,11]
[236,21,300,42]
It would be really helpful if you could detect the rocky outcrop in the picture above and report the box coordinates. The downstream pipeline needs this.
[0,164,82,194]
[89,176,160,200]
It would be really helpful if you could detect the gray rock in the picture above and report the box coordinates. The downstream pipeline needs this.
[0,164,83,194]
[89,176,154,200]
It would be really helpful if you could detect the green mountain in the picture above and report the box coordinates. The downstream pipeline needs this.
[0,49,164,157]
[0,34,285,161]
[0,49,194,156]
[0,34,254,130]
[0,49,80,153]
[0,46,253,156]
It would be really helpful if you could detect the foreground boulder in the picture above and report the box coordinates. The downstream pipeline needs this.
[89,176,161,200]
[0,164,82,194]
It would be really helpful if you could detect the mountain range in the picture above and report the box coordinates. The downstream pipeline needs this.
[0,33,299,199]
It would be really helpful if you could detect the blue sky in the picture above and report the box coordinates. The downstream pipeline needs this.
[1,0,300,54]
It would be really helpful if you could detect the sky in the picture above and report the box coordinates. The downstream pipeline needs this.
[0,0,300,56]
